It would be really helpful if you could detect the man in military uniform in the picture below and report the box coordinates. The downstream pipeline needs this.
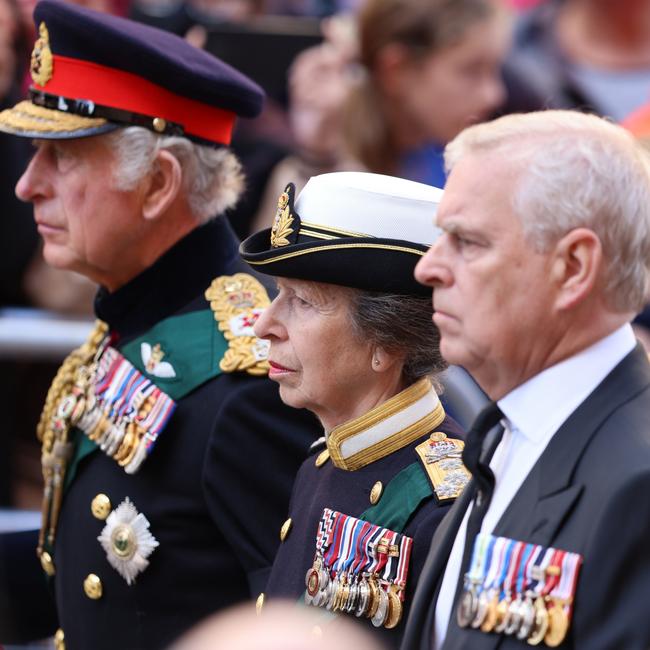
[0,2,319,648]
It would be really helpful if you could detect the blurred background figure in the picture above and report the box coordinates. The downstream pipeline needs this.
[250,0,547,233]
[170,601,385,650]
[343,0,510,186]
[506,0,650,122]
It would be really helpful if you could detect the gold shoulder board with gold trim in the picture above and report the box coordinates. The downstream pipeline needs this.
[415,432,471,503]
[205,273,271,376]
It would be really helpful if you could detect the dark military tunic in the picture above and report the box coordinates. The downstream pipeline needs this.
[0,218,320,649]
[263,378,466,648]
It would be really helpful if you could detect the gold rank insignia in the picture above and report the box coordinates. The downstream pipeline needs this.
[31,22,54,87]
[415,432,470,503]
[205,273,271,376]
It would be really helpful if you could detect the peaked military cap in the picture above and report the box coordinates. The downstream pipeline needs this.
[0,0,264,143]
[240,171,443,296]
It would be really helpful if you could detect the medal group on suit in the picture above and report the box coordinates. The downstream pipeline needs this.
[457,533,582,647]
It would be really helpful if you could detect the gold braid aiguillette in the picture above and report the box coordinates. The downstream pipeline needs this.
[37,320,109,561]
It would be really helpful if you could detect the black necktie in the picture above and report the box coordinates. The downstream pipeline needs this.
[453,401,504,604]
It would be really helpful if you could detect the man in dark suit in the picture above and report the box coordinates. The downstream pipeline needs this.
[403,109,650,650]
[0,2,319,648]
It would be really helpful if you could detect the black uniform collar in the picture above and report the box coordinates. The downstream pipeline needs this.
[95,217,240,338]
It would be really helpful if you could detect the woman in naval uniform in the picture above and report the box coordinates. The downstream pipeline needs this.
[240,171,468,646]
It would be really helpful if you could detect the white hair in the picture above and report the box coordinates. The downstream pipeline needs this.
[445,110,650,312]
[106,127,245,223]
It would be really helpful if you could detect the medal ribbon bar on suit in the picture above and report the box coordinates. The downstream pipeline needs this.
[456,534,583,647]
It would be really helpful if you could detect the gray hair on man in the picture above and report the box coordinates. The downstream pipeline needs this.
[107,126,245,223]
[445,109,650,313]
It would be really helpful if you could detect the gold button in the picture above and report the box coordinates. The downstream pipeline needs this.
[83,573,103,600]
[255,592,265,615]
[40,550,55,576]
[54,628,65,650]
[280,517,292,541]
[315,449,330,467]
[369,481,383,505]
[91,493,112,520]
[152,117,167,132]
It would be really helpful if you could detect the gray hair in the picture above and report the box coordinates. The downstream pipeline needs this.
[445,110,650,313]
[106,126,245,223]
[349,290,447,387]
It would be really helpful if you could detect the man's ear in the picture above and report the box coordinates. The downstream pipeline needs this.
[142,149,183,221]
[552,228,603,310]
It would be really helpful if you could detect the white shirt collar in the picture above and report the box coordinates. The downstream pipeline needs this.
[497,324,636,443]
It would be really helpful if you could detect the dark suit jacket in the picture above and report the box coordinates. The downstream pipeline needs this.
[401,344,650,650]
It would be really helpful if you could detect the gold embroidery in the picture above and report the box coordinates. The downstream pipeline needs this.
[0,100,106,135]
[30,22,54,86]
[415,432,469,503]
[37,320,109,557]
[247,242,425,265]
[205,273,271,376]
[327,378,446,470]
[270,190,294,247]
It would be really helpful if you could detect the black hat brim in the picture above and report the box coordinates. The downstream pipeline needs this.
[240,228,430,296]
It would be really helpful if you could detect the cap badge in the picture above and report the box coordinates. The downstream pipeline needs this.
[270,187,294,248]
[30,22,54,87]
[97,497,159,585]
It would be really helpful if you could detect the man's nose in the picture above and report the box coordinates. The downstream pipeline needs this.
[16,146,50,203]
[414,238,453,289]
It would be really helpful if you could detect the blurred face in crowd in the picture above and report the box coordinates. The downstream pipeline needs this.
[415,151,557,397]
[254,278,380,431]
[16,135,147,288]
[394,15,509,144]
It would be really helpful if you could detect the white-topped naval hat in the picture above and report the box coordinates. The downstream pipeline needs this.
[240,172,442,295]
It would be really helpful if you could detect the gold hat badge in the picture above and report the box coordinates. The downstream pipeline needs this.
[31,22,54,87]
[270,185,295,248]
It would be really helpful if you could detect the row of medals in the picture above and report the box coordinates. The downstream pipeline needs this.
[457,586,569,646]
[304,556,403,629]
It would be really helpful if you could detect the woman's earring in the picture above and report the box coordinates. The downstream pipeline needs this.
[373,357,380,367]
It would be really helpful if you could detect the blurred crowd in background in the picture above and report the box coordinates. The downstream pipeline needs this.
[3,0,650,508]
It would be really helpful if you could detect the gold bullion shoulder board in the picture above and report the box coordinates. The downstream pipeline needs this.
[205,273,271,376]
[415,432,471,503]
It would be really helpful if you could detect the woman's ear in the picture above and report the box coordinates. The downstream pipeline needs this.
[142,149,183,221]
[371,345,402,373]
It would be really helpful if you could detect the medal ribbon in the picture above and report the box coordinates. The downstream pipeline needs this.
[497,539,517,599]
[483,536,507,595]
[395,534,413,599]
[541,549,565,598]
[515,542,535,595]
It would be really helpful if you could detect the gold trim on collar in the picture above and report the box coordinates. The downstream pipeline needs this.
[327,378,446,471]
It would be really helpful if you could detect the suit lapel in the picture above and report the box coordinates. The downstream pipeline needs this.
[494,344,650,545]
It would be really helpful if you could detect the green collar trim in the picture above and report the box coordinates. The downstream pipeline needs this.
[120,308,228,401]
